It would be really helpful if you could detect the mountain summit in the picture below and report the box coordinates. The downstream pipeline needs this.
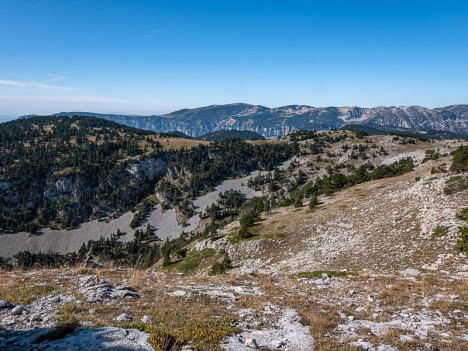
[23,104,468,138]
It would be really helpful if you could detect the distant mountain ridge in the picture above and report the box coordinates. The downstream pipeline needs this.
[22,103,468,138]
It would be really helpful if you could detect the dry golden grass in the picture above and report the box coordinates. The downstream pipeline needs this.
[141,135,209,151]
[0,282,55,305]
[429,299,461,311]
[56,302,85,324]
[1,265,466,350]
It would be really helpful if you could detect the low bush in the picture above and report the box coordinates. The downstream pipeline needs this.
[444,176,468,195]
[456,208,468,221]
[208,253,232,275]
[455,227,468,252]
[431,226,449,240]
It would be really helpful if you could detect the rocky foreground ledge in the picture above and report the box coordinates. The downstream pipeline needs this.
[0,268,466,350]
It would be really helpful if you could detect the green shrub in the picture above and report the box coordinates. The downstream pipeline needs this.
[208,253,232,275]
[455,227,468,252]
[293,195,303,208]
[169,249,215,275]
[431,226,449,240]
[229,228,256,243]
[240,210,259,229]
[308,194,319,209]
[451,145,468,173]
[456,208,468,221]
[444,176,468,195]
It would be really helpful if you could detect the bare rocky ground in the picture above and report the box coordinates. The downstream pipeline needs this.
[218,157,468,276]
[0,134,467,350]
[0,268,466,350]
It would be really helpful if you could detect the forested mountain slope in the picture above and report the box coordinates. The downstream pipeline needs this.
[0,116,166,232]
[0,116,295,234]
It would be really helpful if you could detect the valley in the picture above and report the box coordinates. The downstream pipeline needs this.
[2,2,467,350]
[0,116,467,351]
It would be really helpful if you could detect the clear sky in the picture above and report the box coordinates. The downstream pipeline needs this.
[0,0,467,117]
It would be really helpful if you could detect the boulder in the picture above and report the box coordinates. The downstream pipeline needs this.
[244,337,258,349]
[11,305,25,316]
[141,315,153,324]
[400,268,421,276]
[0,300,14,309]
[115,313,132,322]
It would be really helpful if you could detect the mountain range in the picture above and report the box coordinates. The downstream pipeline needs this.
[22,103,468,138]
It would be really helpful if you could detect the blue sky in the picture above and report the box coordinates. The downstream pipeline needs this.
[0,0,467,116]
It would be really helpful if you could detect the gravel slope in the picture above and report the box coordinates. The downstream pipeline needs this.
[0,174,261,258]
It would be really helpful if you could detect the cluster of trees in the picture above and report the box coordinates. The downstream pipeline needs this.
[451,145,468,173]
[247,168,283,191]
[298,133,348,156]
[157,139,297,209]
[288,158,414,206]
[422,149,441,163]
[130,198,158,228]
[217,190,247,214]
[289,130,349,143]
[202,190,247,221]
[10,250,84,270]
[0,116,164,233]
[1,224,166,270]
[235,196,268,239]
[159,131,192,139]
[288,130,318,142]
[444,145,468,195]
[455,208,468,252]
[199,130,264,141]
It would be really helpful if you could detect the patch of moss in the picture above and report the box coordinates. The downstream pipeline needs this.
[169,249,215,274]
[116,322,147,331]
[262,232,285,239]
[431,226,449,240]
[200,248,216,258]
[228,228,259,244]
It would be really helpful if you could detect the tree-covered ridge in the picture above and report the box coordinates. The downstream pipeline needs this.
[0,116,164,233]
[199,130,265,141]
[0,116,299,233]
[2,128,462,272]
[157,138,297,213]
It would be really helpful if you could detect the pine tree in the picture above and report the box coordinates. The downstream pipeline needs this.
[293,195,303,208]
[309,194,318,209]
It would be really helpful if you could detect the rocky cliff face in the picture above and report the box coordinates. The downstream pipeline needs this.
[43,104,468,138]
